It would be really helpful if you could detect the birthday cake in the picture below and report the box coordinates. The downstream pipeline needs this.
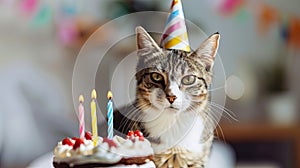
[53,131,156,168]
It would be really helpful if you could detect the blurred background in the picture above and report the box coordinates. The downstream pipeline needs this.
[0,0,300,168]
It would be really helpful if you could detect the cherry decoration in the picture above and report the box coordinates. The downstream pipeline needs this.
[62,138,73,146]
[73,139,84,150]
[85,132,92,140]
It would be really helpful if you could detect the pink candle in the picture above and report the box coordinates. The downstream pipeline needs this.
[78,95,85,139]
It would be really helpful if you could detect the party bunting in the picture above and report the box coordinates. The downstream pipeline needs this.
[58,19,79,46]
[214,0,300,49]
[20,0,38,16]
[280,20,289,43]
[288,17,300,49]
[218,0,245,16]
[235,7,249,23]
[257,4,279,34]
[31,4,52,27]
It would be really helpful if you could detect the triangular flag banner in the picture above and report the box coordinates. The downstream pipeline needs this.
[280,19,289,43]
[257,4,278,33]
[58,19,79,46]
[32,5,52,27]
[20,0,38,16]
[219,0,245,16]
[160,0,191,52]
[235,7,249,23]
[288,17,300,49]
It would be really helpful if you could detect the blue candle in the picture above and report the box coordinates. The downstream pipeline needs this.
[107,91,113,139]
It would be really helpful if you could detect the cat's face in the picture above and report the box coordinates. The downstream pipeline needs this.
[135,26,219,120]
[136,51,209,114]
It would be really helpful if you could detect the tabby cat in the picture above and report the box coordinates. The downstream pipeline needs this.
[112,26,220,168]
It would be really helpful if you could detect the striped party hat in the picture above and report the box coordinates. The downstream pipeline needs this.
[161,0,191,52]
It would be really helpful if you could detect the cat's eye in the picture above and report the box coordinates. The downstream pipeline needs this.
[181,75,196,85]
[150,72,164,82]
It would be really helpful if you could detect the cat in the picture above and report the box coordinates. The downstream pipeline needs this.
[110,26,220,168]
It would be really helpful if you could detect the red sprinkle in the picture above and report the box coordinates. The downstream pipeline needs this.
[72,137,80,141]
[127,130,134,137]
[103,138,117,148]
[85,132,92,140]
[139,136,144,141]
[73,139,84,150]
[134,130,143,137]
[62,138,73,146]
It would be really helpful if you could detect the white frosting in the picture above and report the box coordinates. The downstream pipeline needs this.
[92,142,121,164]
[54,139,76,158]
[54,138,99,159]
[53,136,154,167]
[54,141,73,158]
[70,139,95,156]
[113,136,154,158]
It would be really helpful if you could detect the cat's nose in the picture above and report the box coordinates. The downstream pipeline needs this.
[166,95,177,104]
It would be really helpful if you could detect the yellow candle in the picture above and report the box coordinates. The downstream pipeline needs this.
[91,89,98,146]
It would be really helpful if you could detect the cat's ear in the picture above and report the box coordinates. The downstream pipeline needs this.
[136,26,161,51]
[191,33,220,72]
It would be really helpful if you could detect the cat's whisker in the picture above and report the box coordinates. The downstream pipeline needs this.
[209,101,236,117]
[183,101,229,143]
[120,107,142,132]
[119,103,149,133]
[204,115,216,137]
[209,102,238,121]
[208,105,233,123]
[128,103,148,118]
[203,108,225,142]
[188,104,223,141]
[211,107,238,122]
[209,109,226,142]
[207,86,225,92]
[187,105,218,142]
[120,116,133,134]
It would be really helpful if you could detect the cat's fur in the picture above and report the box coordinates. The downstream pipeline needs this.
[111,26,220,168]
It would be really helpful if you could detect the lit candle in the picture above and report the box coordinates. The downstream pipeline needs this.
[91,89,98,146]
[78,95,85,140]
[107,91,113,139]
